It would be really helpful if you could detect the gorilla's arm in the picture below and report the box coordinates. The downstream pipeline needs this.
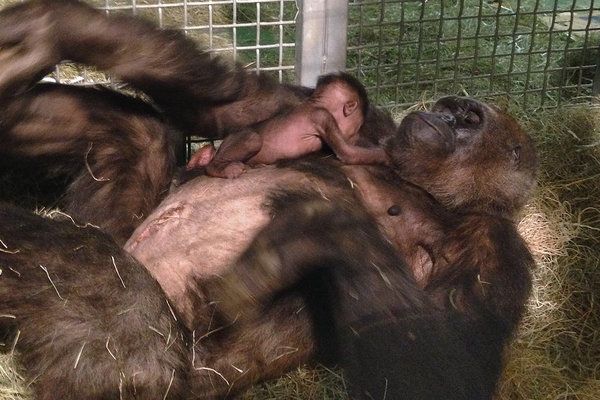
[0,0,244,121]
[207,190,425,324]
[0,84,177,244]
[204,190,493,400]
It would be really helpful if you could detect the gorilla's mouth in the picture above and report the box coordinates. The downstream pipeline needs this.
[414,112,455,139]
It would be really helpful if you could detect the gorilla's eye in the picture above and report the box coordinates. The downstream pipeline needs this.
[463,110,481,126]
[512,145,521,162]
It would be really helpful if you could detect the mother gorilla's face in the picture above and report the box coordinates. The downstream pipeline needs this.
[386,96,537,215]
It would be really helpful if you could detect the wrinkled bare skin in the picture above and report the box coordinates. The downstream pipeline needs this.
[125,167,313,327]
[128,164,440,324]
[196,73,388,179]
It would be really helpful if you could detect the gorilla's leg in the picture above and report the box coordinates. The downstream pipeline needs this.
[0,84,177,244]
[0,204,191,400]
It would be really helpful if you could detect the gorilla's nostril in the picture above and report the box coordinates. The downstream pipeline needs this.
[440,114,456,126]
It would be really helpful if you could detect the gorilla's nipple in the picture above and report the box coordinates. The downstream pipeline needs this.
[387,205,401,216]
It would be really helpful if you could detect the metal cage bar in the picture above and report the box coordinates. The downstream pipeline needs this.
[2,0,596,110]
[295,0,349,86]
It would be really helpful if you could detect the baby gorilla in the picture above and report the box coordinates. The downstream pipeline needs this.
[188,73,389,178]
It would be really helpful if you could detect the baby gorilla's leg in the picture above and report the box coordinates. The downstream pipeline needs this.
[208,161,248,179]
[205,128,262,179]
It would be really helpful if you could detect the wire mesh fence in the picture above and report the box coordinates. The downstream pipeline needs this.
[91,0,600,111]
[3,0,599,110]
[47,0,298,84]
[347,0,600,110]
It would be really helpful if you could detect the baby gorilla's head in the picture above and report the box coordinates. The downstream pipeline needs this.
[312,72,370,139]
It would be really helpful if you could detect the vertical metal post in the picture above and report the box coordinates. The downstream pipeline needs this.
[295,0,348,87]
[593,44,600,99]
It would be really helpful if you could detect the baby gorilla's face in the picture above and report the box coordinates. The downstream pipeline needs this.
[313,82,364,141]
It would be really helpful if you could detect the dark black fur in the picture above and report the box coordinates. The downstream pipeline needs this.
[0,204,191,400]
[0,83,177,244]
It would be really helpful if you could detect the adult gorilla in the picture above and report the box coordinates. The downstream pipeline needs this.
[123,97,537,400]
[0,1,537,399]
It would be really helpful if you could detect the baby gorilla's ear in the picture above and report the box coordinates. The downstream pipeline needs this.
[343,100,358,117]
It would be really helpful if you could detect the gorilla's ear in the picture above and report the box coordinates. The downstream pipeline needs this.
[343,100,358,117]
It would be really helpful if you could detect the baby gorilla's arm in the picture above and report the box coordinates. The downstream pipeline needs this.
[311,107,390,166]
